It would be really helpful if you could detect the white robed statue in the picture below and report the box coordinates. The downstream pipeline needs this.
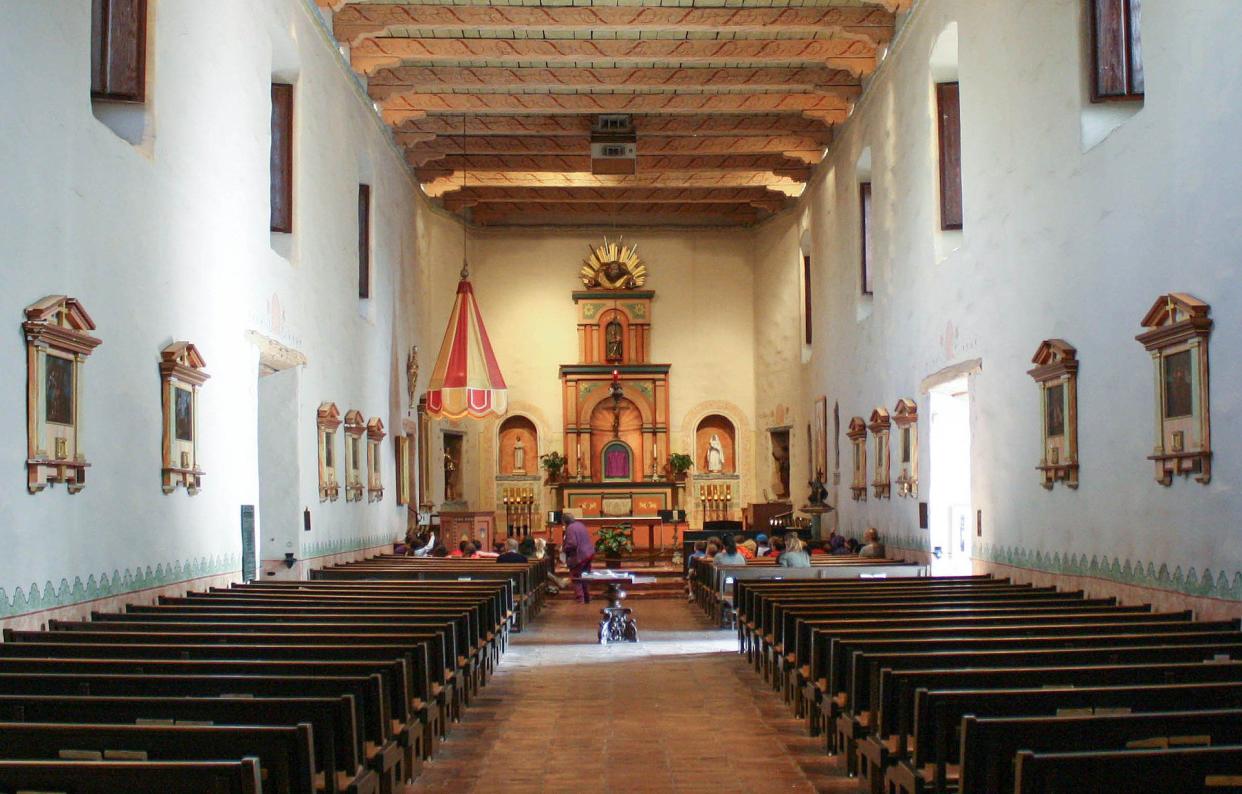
[706,433,725,473]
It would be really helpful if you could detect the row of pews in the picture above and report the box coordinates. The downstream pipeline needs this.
[0,553,552,793]
[688,554,928,626]
[707,571,1242,793]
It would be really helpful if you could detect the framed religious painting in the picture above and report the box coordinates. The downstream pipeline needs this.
[892,398,919,498]
[366,417,385,502]
[24,296,102,494]
[317,402,341,502]
[344,409,365,502]
[159,342,209,494]
[1027,339,1079,489]
[1136,294,1212,485]
[847,416,868,501]
[813,397,828,482]
[868,407,891,499]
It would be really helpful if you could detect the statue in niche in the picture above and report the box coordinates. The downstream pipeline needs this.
[605,318,623,363]
[808,469,831,508]
[706,433,725,473]
[513,438,526,474]
[443,449,457,501]
[406,345,419,411]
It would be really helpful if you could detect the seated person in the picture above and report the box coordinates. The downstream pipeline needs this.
[704,540,721,559]
[688,540,708,563]
[431,544,449,558]
[738,537,758,559]
[714,536,748,565]
[766,536,785,558]
[754,533,770,556]
[859,527,885,558]
[518,536,537,560]
[778,534,812,568]
[845,537,860,554]
[496,537,527,563]
[809,539,830,556]
[450,540,479,558]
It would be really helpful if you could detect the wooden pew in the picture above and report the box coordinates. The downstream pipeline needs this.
[0,694,369,794]
[0,757,263,794]
[959,708,1242,794]
[896,681,1242,794]
[1013,745,1242,794]
[0,721,313,794]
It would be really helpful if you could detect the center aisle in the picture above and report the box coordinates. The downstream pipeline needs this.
[411,598,853,793]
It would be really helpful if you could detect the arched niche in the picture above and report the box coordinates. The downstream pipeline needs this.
[589,396,643,482]
[498,414,538,476]
[696,414,737,475]
[600,440,634,481]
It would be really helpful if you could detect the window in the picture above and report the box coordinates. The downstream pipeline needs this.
[270,83,294,233]
[91,0,147,102]
[358,184,371,298]
[935,82,963,230]
[859,182,874,295]
[1090,0,1143,101]
[802,254,813,345]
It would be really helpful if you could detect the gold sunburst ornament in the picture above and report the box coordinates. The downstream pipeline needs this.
[580,237,647,290]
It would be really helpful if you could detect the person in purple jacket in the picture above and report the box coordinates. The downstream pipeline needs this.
[561,512,596,604]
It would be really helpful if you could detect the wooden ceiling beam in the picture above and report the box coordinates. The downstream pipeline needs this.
[393,113,835,138]
[368,65,860,100]
[414,153,811,179]
[403,134,827,165]
[381,92,848,125]
[470,206,765,227]
[335,5,893,45]
[351,38,877,76]
[443,186,791,211]
[420,171,807,196]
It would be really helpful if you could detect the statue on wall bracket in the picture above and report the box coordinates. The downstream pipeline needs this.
[1027,339,1079,490]
[580,237,647,290]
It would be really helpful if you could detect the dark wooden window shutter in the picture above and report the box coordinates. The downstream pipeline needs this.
[936,81,964,231]
[860,182,874,296]
[803,254,813,345]
[1091,0,1144,101]
[358,184,371,299]
[90,0,147,102]
[270,84,294,233]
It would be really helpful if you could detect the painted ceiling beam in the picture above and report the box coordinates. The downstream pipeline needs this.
[403,133,827,165]
[367,65,860,100]
[414,153,811,179]
[351,38,877,75]
[420,170,807,196]
[381,91,849,124]
[392,113,835,138]
[334,4,893,45]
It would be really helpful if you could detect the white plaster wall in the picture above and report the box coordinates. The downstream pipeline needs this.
[753,0,1242,604]
[0,0,438,620]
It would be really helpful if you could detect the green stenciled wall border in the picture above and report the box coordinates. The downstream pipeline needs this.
[301,533,392,560]
[882,531,1242,603]
[976,543,1242,603]
[0,554,239,619]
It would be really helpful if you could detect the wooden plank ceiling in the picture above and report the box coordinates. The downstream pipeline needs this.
[320,0,906,227]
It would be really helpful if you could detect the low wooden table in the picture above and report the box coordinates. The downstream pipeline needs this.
[572,572,657,645]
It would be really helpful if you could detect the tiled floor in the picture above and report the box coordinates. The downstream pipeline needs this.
[409,598,855,793]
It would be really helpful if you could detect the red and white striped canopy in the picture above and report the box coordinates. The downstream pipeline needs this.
[425,277,508,420]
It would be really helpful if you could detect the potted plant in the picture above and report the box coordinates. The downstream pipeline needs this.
[668,452,693,482]
[595,524,634,569]
[540,451,567,484]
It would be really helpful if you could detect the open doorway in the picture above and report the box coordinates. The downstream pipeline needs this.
[257,364,301,578]
[928,376,972,575]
